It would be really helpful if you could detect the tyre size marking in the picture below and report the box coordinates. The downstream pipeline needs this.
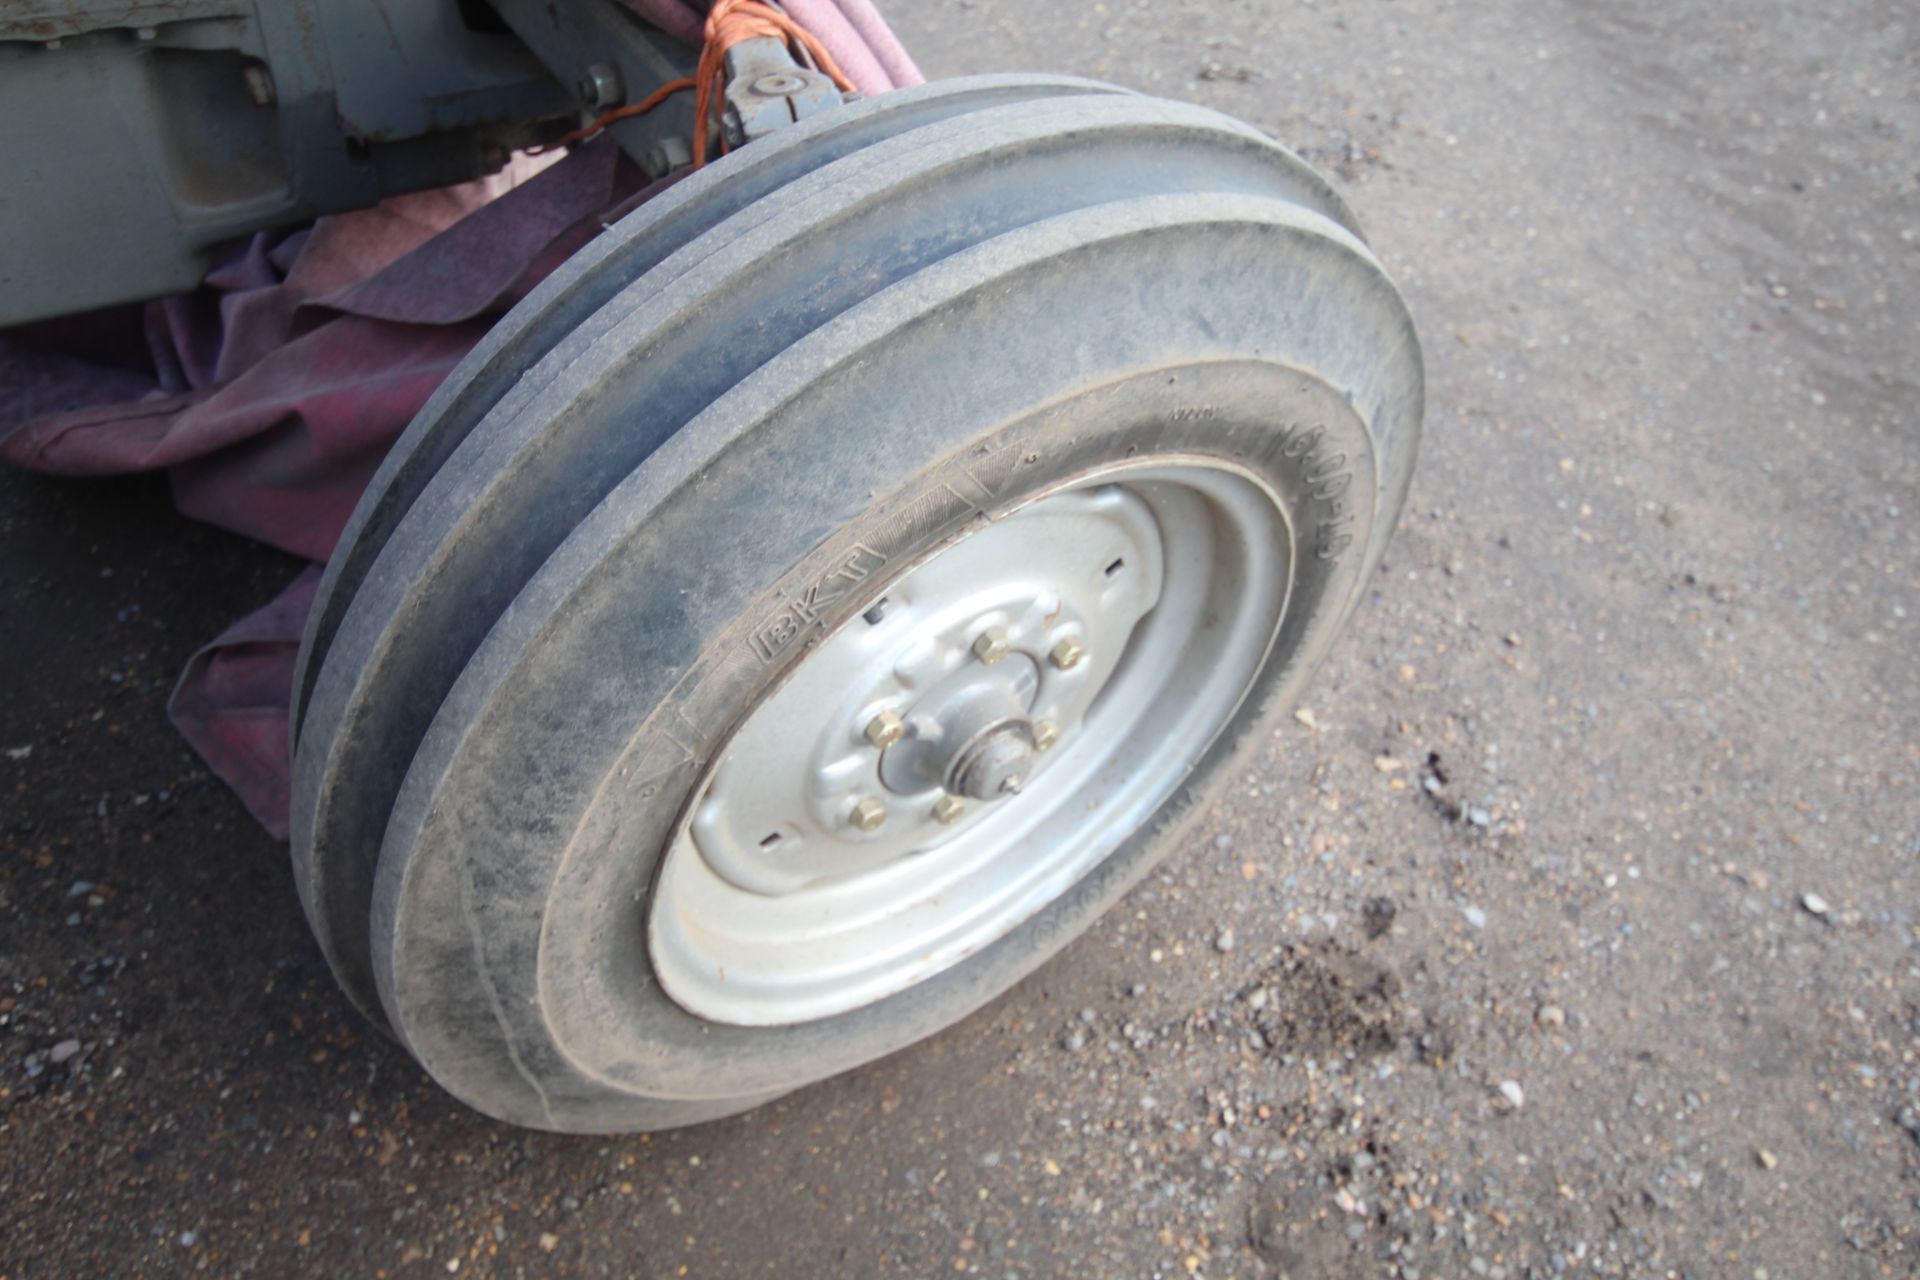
[1167,405,1218,422]
[1275,421,1357,562]
[750,544,889,663]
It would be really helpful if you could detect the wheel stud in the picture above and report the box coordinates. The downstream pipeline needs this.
[864,710,905,749]
[849,797,887,832]
[1032,720,1059,752]
[972,627,1011,664]
[932,795,965,825]
[1048,636,1087,670]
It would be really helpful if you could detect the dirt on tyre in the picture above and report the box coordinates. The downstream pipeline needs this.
[291,75,1423,1132]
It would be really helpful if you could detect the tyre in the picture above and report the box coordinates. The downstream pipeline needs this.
[291,76,1422,1132]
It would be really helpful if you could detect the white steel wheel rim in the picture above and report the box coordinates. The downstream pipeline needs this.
[648,461,1290,1026]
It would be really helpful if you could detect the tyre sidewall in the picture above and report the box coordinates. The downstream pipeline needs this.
[376,210,1414,1130]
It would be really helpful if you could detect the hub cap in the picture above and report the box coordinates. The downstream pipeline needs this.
[649,462,1290,1025]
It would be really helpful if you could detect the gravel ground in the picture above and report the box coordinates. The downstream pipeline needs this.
[3,0,1917,1276]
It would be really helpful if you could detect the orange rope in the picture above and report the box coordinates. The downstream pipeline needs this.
[693,0,854,168]
[532,2,852,169]
[530,76,698,154]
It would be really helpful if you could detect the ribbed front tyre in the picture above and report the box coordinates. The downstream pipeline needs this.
[290,75,1422,1131]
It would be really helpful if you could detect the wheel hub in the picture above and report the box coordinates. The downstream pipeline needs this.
[879,654,1041,801]
[945,720,1036,800]
[649,462,1292,1026]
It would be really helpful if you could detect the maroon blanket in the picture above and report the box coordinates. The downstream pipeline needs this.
[2,141,648,836]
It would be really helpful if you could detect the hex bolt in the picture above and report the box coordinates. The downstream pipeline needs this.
[1032,720,1060,752]
[849,797,887,833]
[577,62,624,110]
[1049,636,1087,670]
[641,135,693,180]
[972,627,1011,664]
[864,710,905,749]
[932,795,966,825]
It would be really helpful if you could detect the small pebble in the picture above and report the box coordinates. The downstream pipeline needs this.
[1214,929,1236,954]
[1498,1079,1526,1109]
[1463,905,1488,929]
[1060,1030,1086,1053]
[1756,1148,1778,1170]
[49,1039,81,1065]
[1537,1004,1566,1029]
[1801,892,1830,917]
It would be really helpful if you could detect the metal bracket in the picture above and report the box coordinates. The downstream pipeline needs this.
[486,0,697,169]
[721,37,846,150]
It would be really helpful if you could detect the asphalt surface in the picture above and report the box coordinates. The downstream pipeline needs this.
[4,1,1917,1276]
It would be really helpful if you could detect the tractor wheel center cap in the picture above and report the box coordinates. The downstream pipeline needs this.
[880,656,1040,801]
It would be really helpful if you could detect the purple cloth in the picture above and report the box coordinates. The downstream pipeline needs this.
[830,0,924,88]
[781,0,895,91]
[168,567,322,839]
[2,144,633,559]
[2,140,652,830]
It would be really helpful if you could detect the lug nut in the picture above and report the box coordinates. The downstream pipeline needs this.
[932,795,966,825]
[972,627,1011,664]
[849,797,887,832]
[1049,636,1087,670]
[1032,720,1060,752]
[864,710,905,749]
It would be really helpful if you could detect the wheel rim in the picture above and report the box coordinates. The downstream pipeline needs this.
[647,460,1291,1026]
